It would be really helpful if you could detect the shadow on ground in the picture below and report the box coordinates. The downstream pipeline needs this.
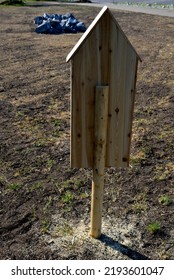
[100,234,150,260]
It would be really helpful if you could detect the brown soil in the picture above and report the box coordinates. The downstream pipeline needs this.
[0,4,174,260]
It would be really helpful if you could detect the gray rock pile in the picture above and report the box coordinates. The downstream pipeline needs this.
[34,13,87,34]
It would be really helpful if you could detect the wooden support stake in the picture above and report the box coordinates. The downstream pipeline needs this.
[90,85,109,238]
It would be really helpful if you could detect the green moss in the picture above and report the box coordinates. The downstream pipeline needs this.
[147,222,161,234]
[159,195,172,206]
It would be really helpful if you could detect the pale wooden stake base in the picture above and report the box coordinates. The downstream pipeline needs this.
[90,86,109,238]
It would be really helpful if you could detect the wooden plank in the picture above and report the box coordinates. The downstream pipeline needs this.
[106,21,127,167]
[106,19,138,167]
[121,47,137,164]
[70,30,98,167]
[90,86,109,238]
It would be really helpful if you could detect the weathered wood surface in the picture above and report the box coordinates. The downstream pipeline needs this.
[68,6,140,168]
[90,86,109,238]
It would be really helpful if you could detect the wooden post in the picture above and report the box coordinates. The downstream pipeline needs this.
[90,85,109,238]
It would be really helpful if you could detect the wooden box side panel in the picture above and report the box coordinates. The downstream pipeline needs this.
[70,12,138,168]
[106,20,138,167]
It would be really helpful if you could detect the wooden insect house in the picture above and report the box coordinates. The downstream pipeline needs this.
[66,6,141,238]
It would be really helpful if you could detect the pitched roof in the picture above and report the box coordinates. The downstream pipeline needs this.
[66,6,141,63]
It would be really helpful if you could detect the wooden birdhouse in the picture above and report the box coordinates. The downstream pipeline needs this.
[66,6,141,169]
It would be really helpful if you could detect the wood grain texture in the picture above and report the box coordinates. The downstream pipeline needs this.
[90,86,109,238]
[68,7,140,168]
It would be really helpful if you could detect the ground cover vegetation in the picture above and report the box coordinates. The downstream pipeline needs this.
[0,4,174,259]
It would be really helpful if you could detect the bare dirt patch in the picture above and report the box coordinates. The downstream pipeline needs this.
[0,4,174,260]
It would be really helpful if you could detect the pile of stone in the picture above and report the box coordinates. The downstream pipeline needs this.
[34,12,86,34]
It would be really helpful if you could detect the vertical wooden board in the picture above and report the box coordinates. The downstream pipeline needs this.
[71,55,89,167]
[83,32,99,167]
[114,31,128,167]
[90,86,109,238]
[70,58,83,167]
[98,11,111,85]
[106,21,119,166]
[71,28,99,168]
[122,48,138,164]
[115,43,137,167]
[106,21,128,167]
[106,19,138,167]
